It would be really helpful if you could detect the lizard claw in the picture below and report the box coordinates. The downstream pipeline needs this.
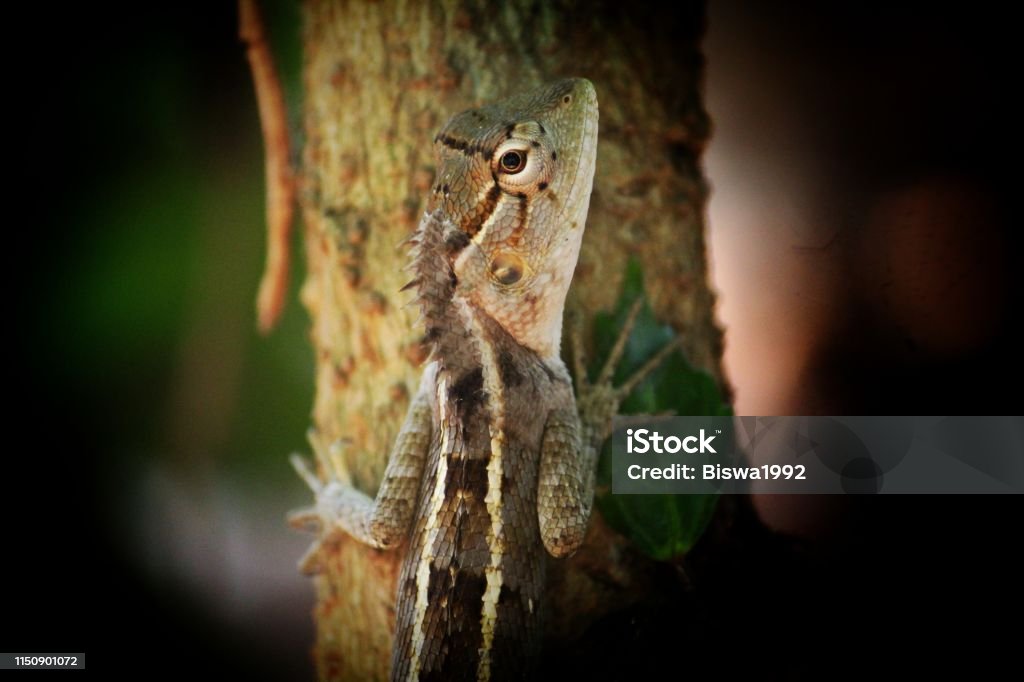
[287,506,324,533]
[288,475,344,575]
[596,297,644,386]
[571,296,682,439]
[290,453,323,494]
[288,429,356,549]
[287,470,335,575]
[612,334,684,401]
[568,306,589,395]
[305,427,354,486]
[297,538,326,575]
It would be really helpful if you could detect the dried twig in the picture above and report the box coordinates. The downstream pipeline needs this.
[239,0,295,333]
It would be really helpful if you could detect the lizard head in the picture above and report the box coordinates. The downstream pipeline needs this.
[427,78,599,359]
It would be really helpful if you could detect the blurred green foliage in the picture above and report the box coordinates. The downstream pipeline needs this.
[588,259,731,560]
[39,2,311,505]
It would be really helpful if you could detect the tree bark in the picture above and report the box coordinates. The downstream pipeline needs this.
[296,1,717,678]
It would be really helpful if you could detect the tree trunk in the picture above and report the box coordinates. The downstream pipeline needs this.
[297,1,716,678]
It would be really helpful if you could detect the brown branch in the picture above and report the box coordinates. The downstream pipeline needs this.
[239,0,296,333]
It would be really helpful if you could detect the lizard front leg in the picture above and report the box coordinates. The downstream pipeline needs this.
[288,363,436,572]
[538,300,683,558]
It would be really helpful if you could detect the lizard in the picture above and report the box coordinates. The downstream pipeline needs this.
[289,77,681,681]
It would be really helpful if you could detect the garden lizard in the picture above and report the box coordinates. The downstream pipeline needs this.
[290,78,679,681]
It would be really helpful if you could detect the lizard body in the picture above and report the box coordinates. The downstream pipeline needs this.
[292,79,674,681]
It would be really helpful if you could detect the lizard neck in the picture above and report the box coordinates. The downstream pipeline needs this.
[395,264,559,679]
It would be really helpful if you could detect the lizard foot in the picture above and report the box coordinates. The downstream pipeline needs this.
[570,297,683,439]
[287,429,356,574]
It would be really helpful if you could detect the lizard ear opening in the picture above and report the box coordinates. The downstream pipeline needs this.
[490,251,526,286]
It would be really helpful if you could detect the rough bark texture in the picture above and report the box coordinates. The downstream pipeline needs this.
[297,1,716,679]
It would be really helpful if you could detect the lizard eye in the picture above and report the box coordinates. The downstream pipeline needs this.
[499,150,526,173]
[493,140,545,190]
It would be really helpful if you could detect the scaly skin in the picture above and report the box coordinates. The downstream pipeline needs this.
[290,79,679,681]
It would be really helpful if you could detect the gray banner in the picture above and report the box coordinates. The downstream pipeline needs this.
[611,416,1024,494]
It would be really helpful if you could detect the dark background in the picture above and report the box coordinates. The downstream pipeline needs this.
[7,1,1020,678]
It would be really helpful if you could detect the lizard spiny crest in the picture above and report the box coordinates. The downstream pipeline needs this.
[405,208,480,379]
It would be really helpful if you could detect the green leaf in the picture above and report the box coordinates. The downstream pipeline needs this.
[586,258,730,559]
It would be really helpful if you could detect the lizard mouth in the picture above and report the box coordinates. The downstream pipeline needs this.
[557,79,600,226]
